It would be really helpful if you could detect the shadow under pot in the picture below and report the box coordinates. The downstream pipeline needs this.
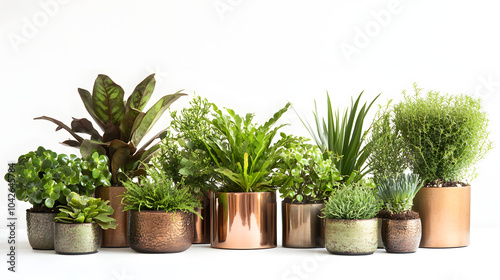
[26,210,57,250]
[193,190,211,244]
[381,218,422,253]
[325,218,378,255]
[95,186,129,248]
[128,210,194,253]
[282,201,325,248]
[54,223,102,254]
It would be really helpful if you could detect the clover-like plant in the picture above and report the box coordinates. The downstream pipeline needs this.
[55,192,117,230]
[376,173,422,214]
[322,181,380,220]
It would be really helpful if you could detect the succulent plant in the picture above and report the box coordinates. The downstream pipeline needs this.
[376,173,422,214]
[322,181,380,220]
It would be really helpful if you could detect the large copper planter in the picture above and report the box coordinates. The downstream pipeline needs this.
[381,218,421,253]
[325,218,378,255]
[193,191,211,244]
[412,186,470,248]
[26,211,57,250]
[54,223,102,254]
[282,201,324,248]
[95,186,129,248]
[211,191,277,249]
[129,210,194,253]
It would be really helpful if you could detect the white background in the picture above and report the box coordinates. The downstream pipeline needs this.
[1,0,499,279]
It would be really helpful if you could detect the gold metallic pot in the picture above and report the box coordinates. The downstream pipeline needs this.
[325,218,378,255]
[282,201,324,248]
[129,210,194,253]
[193,191,211,244]
[26,211,57,250]
[211,191,277,249]
[382,218,421,253]
[95,186,129,248]
[412,185,470,248]
[54,223,102,254]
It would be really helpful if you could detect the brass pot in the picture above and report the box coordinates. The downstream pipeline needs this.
[95,186,129,248]
[325,218,378,255]
[282,201,324,248]
[193,191,211,244]
[412,185,470,248]
[54,223,102,254]
[211,191,277,249]
[129,210,194,253]
[26,211,57,250]
[381,218,421,253]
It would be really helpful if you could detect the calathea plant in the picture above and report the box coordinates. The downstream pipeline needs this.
[35,74,186,184]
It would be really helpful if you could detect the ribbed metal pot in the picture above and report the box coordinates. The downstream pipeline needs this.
[193,191,211,244]
[412,186,470,248]
[129,210,194,253]
[95,186,129,247]
[26,211,57,250]
[54,223,102,254]
[211,191,277,249]
[282,201,324,248]
[382,218,421,253]
[325,218,378,255]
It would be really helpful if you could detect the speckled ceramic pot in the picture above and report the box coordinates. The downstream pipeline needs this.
[54,223,102,254]
[26,211,57,250]
[325,218,378,255]
[129,210,194,253]
[382,218,421,253]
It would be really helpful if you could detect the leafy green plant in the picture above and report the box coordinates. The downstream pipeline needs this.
[35,74,186,184]
[299,92,380,183]
[4,147,111,209]
[204,102,293,192]
[376,173,422,214]
[393,83,493,184]
[322,181,380,220]
[121,160,201,215]
[276,136,342,203]
[55,192,117,230]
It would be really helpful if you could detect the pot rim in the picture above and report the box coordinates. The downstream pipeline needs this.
[282,201,324,205]
[129,209,191,214]
[215,191,276,194]
[54,222,99,225]
[325,218,378,222]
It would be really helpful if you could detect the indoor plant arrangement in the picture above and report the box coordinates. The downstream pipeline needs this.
[121,160,201,253]
[54,192,116,254]
[322,181,380,255]
[377,173,422,253]
[203,102,293,249]
[4,147,110,250]
[35,73,186,247]
[276,136,342,248]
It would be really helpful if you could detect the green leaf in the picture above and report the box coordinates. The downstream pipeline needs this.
[92,74,125,127]
[79,88,106,131]
[127,73,155,111]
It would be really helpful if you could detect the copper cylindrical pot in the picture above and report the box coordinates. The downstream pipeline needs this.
[95,186,129,247]
[282,201,324,248]
[26,211,57,250]
[193,191,211,244]
[382,218,421,253]
[211,191,277,249]
[54,223,102,254]
[412,185,470,248]
[129,210,194,253]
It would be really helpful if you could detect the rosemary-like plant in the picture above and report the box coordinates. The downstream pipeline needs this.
[322,181,380,220]
[376,173,422,214]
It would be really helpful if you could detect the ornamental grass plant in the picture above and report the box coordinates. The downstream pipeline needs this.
[322,181,380,220]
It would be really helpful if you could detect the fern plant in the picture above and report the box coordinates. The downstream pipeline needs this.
[376,173,422,214]
[322,181,380,220]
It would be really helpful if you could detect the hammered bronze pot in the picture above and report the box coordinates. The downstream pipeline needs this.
[26,211,57,250]
[211,191,277,249]
[412,185,470,248]
[325,218,378,255]
[193,191,211,244]
[282,201,324,248]
[381,218,421,253]
[54,223,102,254]
[95,186,129,247]
[128,210,194,253]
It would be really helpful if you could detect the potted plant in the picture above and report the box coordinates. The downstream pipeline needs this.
[276,137,342,248]
[203,102,293,249]
[376,173,422,253]
[322,181,380,255]
[54,192,116,254]
[4,147,110,250]
[121,160,201,253]
[35,73,186,247]
[393,84,492,247]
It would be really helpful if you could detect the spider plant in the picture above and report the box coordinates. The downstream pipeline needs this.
[376,173,422,214]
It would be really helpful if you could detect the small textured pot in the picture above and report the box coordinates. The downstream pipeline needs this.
[382,218,421,253]
[211,191,277,249]
[325,218,378,255]
[412,185,470,248]
[129,210,194,253]
[282,201,325,248]
[54,223,102,254]
[26,211,57,250]
[193,191,211,244]
[95,186,129,247]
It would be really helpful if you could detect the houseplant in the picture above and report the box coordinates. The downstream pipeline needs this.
[276,136,342,248]
[121,160,201,253]
[377,173,422,253]
[4,147,110,249]
[54,192,116,254]
[322,181,380,255]
[393,84,492,247]
[204,102,293,249]
[35,73,186,247]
